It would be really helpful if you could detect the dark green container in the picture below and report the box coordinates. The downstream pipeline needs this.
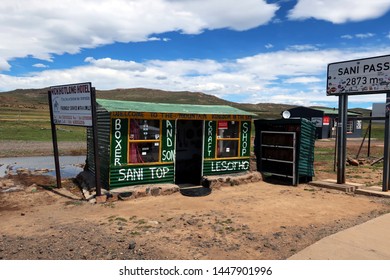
[254,118,316,185]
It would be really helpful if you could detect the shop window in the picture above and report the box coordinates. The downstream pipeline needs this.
[217,121,239,158]
[129,119,161,163]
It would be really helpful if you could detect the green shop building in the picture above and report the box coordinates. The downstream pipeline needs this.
[87,99,255,190]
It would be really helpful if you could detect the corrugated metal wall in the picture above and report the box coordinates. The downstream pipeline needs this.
[203,159,250,176]
[109,163,175,189]
[254,118,316,184]
[87,106,111,189]
[297,119,316,178]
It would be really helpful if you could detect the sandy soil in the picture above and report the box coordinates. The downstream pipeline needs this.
[1,139,390,260]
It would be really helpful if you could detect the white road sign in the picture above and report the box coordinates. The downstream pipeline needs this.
[50,82,93,126]
[327,55,390,95]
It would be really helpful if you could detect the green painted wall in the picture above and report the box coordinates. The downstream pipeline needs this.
[110,118,128,166]
[161,120,175,162]
[110,163,175,189]
[240,121,251,157]
[203,120,216,159]
[203,159,250,176]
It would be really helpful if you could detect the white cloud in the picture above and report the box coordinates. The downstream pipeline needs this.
[286,44,319,51]
[84,57,146,71]
[2,46,390,107]
[284,76,322,84]
[265,44,274,49]
[342,33,376,39]
[0,0,278,65]
[147,37,171,42]
[289,0,390,23]
[32,63,49,68]
[341,35,354,40]
[355,33,375,39]
[0,59,11,71]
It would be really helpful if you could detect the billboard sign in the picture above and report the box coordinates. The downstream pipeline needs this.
[50,82,93,126]
[327,55,390,95]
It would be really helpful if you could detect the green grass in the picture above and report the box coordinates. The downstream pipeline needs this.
[368,122,385,140]
[0,106,86,141]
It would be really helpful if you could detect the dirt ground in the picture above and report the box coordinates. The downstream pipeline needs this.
[1,139,390,260]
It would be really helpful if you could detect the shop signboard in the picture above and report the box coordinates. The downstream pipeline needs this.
[50,82,93,126]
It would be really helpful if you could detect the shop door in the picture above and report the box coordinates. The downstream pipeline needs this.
[175,120,203,184]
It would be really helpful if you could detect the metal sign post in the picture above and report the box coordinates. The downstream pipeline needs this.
[336,94,348,184]
[382,94,390,191]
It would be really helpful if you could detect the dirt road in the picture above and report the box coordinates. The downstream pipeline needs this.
[1,174,389,260]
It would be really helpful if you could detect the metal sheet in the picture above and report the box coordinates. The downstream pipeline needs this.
[109,163,175,189]
[203,159,250,176]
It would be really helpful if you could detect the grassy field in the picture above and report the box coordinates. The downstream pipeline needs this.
[0,105,86,141]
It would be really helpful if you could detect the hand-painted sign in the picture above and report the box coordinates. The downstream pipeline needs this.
[111,118,128,166]
[203,159,250,176]
[204,121,216,159]
[240,121,251,157]
[50,82,93,126]
[327,55,390,95]
[109,163,174,188]
[161,120,175,162]
[111,111,252,121]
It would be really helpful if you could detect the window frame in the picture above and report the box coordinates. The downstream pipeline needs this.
[216,120,240,159]
[128,119,162,164]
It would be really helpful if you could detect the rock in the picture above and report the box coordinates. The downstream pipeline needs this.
[82,189,95,200]
[128,241,136,250]
[75,170,96,191]
[150,187,161,196]
[347,158,359,166]
[1,186,23,193]
[118,192,134,200]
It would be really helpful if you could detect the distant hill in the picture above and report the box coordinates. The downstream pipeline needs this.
[0,87,368,119]
[0,87,296,119]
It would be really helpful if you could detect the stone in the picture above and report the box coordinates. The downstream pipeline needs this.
[150,187,161,196]
[75,170,96,191]
[118,192,134,200]
[128,241,136,250]
[95,195,107,204]
[82,189,95,200]
[347,158,359,166]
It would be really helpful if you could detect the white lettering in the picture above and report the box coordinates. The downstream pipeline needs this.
[211,160,249,172]
[115,118,121,130]
[241,122,249,156]
[162,150,175,161]
[207,121,213,157]
[114,119,122,166]
[118,169,126,181]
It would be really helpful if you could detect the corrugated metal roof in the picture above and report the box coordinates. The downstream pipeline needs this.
[311,107,361,116]
[96,98,255,116]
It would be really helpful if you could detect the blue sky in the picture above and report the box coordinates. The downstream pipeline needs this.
[2,0,390,109]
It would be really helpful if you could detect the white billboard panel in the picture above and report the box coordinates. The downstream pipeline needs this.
[50,82,93,126]
[327,55,390,95]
